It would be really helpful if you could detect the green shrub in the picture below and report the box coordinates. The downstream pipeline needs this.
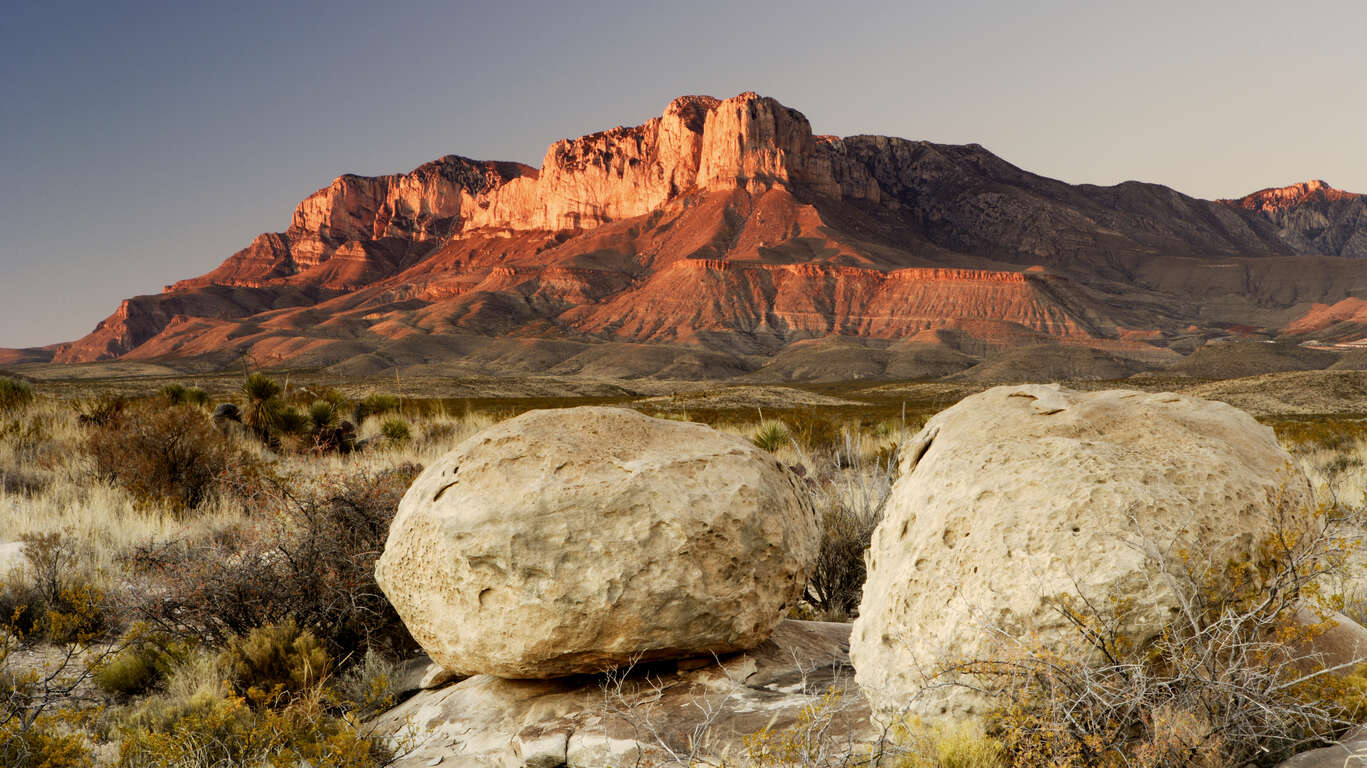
[353,393,401,423]
[241,372,283,444]
[0,712,91,768]
[0,532,110,644]
[379,418,411,445]
[115,689,388,768]
[0,377,35,414]
[94,626,195,697]
[274,405,309,437]
[222,621,331,707]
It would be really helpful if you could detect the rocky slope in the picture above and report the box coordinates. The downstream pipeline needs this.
[33,92,1367,378]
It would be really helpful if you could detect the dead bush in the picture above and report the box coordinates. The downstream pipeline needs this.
[803,430,896,619]
[932,504,1362,768]
[126,465,422,661]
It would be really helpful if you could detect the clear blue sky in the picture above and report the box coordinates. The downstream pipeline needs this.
[2,0,1364,349]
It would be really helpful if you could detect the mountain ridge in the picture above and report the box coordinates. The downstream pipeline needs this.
[25,92,1367,379]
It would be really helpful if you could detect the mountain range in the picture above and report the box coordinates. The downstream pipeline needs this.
[9,92,1367,381]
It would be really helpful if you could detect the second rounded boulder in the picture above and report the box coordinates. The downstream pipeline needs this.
[375,406,819,678]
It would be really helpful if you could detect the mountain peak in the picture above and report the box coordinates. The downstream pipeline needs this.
[1221,179,1360,211]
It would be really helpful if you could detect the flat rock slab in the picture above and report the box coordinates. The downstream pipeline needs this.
[370,620,874,767]
[1278,727,1367,767]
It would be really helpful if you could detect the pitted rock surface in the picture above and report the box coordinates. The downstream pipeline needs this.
[850,384,1315,720]
[375,406,819,678]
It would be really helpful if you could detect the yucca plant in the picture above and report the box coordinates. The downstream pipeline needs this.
[161,383,188,405]
[307,400,339,431]
[752,420,791,453]
[379,418,411,445]
[241,372,284,444]
[184,386,211,408]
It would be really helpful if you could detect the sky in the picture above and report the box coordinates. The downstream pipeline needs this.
[2,0,1365,349]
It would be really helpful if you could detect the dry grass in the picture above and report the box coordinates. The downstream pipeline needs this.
[12,372,1367,765]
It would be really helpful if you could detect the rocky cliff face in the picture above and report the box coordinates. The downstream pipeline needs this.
[43,93,1367,373]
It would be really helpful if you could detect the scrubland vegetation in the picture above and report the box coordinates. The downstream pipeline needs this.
[4,370,1367,766]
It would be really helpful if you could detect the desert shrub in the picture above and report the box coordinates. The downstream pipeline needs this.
[1,606,100,767]
[379,417,411,445]
[85,401,251,513]
[752,420,791,453]
[75,394,127,427]
[222,621,331,707]
[894,720,1007,768]
[94,625,195,697]
[335,649,401,718]
[1271,417,1367,453]
[0,416,50,466]
[789,410,843,450]
[127,465,422,659]
[115,688,388,768]
[803,431,895,619]
[0,711,91,768]
[0,532,110,644]
[0,468,47,496]
[353,393,401,423]
[0,377,35,414]
[935,504,1359,767]
[418,420,460,449]
[739,686,867,767]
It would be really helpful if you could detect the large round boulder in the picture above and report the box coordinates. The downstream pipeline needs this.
[850,385,1315,720]
[375,406,819,678]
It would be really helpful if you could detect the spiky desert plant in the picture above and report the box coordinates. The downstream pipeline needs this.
[379,418,411,445]
[307,400,339,432]
[752,420,792,453]
[160,383,188,405]
[240,373,283,444]
[184,386,211,408]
